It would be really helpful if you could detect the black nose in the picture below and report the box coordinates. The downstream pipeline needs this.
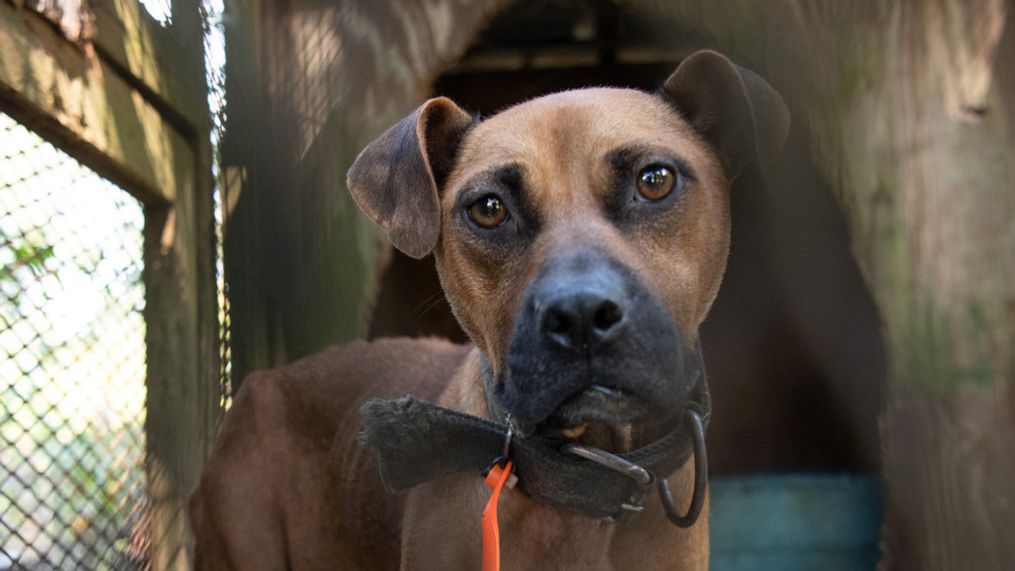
[540,290,626,351]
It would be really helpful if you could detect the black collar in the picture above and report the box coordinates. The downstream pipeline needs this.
[358,354,710,521]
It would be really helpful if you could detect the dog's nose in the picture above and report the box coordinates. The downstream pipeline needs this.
[540,289,626,350]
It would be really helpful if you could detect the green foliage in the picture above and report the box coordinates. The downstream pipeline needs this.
[0,230,55,282]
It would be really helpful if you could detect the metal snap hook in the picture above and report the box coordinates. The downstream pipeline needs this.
[502,415,514,459]
[483,415,515,475]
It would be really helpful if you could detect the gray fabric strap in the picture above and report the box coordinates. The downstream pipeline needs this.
[358,395,704,519]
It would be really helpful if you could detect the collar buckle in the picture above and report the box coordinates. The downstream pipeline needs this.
[561,443,656,487]
[561,442,656,522]
[560,409,708,527]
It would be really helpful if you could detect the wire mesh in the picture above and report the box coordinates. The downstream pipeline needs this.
[0,113,150,570]
[202,0,233,412]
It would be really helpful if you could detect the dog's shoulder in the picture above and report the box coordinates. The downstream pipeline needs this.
[260,336,472,398]
[225,336,471,440]
[191,337,472,568]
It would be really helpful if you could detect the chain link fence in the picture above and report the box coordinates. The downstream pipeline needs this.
[0,113,150,570]
[203,0,233,413]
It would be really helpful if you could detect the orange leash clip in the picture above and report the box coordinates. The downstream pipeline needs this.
[482,460,513,571]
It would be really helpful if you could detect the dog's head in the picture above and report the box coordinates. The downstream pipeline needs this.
[348,51,788,448]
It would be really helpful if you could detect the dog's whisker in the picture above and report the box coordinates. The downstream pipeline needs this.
[415,295,448,319]
[409,290,446,317]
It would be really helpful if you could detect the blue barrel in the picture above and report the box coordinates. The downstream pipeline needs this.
[709,474,883,570]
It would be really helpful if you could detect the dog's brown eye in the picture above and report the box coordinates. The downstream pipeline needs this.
[636,165,676,201]
[469,195,508,228]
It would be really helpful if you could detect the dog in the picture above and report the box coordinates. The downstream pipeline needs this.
[189,50,788,570]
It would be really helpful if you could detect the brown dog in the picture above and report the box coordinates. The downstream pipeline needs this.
[190,50,788,570]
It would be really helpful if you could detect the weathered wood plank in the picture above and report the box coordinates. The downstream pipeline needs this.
[0,1,189,204]
[143,148,219,570]
[89,0,209,133]
[22,0,95,42]
[139,0,219,568]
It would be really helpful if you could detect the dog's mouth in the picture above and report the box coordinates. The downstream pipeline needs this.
[532,385,663,451]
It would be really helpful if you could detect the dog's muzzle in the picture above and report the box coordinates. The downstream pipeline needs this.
[495,251,704,436]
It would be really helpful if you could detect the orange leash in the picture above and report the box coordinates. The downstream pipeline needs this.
[482,460,513,571]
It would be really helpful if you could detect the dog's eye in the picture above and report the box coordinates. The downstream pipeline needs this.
[636,165,676,201]
[468,195,508,228]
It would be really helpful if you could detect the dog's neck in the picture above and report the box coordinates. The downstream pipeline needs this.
[421,347,707,569]
[437,347,491,418]
[435,348,624,564]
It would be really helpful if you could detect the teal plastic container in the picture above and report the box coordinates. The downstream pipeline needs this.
[709,474,883,570]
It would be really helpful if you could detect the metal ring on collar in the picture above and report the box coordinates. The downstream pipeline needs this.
[658,409,707,528]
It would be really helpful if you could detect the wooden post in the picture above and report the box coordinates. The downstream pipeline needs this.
[635,0,1015,567]
[142,0,219,569]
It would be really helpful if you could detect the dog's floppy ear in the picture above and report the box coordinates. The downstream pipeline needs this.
[661,50,790,181]
[347,97,474,259]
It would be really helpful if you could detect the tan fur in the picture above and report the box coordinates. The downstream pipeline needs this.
[437,90,730,369]
[192,53,786,569]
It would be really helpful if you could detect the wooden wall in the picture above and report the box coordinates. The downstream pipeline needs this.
[221,0,1014,567]
[220,0,508,384]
